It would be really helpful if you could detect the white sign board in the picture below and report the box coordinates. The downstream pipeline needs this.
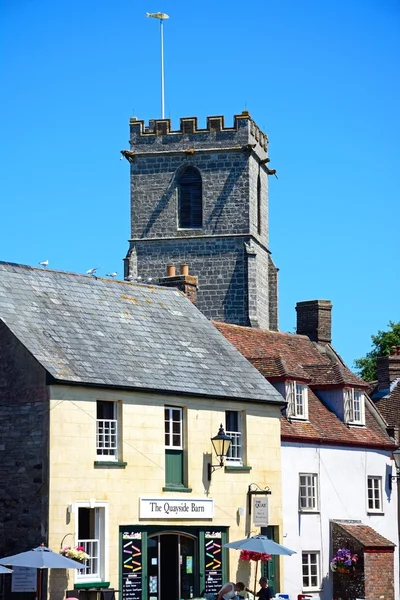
[140,498,214,519]
[12,567,37,592]
[252,495,269,526]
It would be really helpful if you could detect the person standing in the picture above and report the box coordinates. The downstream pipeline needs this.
[255,577,274,600]
[217,581,245,600]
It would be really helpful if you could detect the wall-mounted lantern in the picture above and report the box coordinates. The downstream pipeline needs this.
[208,424,231,481]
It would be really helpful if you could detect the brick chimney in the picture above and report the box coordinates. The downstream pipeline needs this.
[377,346,400,390]
[296,300,332,344]
[158,264,198,304]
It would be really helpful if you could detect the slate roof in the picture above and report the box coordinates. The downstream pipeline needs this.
[0,262,283,403]
[335,523,396,549]
[214,322,395,449]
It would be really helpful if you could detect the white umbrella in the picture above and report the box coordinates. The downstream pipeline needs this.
[0,545,83,600]
[224,535,295,555]
[224,535,295,596]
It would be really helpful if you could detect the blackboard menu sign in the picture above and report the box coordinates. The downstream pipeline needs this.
[122,531,143,600]
[204,532,223,595]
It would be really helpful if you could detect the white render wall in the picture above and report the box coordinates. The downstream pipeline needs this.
[281,442,399,600]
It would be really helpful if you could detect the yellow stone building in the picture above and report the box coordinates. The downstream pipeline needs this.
[0,263,283,600]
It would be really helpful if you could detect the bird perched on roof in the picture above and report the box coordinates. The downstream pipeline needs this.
[39,259,49,267]
[86,267,98,276]
[106,272,118,278]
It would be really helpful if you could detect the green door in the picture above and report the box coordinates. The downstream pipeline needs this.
[261,526,277,594]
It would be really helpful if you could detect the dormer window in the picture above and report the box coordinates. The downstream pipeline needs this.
[286,381,308,420]
[344,388,365,425]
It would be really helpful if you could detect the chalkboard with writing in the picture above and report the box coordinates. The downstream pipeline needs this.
[204,532,223,595]
[122,532,143,600]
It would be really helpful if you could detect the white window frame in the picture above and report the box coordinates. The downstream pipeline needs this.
[344,389,365,425]
[225,410,243,465]
[302,551,320,591]
[286,381,308,420]
[367,476,383,513]
[299,473,319,512]
[165,406,183,449]
[73,501,109,584]
[96,401,118,461]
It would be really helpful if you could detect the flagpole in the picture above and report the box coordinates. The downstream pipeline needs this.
[160,18,165,119]
[146,12,169,119]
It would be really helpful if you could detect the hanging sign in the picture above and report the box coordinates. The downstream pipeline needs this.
[140,498,214,519]
[252,495,269,526]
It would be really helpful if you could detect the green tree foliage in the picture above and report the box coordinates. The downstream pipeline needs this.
[354,321,400,381]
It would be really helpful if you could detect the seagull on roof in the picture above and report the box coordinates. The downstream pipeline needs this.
[39,260,49,267]
[86,267,98,276]
[106,272,118,278]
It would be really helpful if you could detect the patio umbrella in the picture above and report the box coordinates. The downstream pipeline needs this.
[0,545,83,600]
[224,535,295,596]
[224,535,295,555]
[0,545,83,569]
[0,565,12,574]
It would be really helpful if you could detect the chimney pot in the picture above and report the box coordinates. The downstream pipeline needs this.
[166,264,176,277]
[180,264,189,276]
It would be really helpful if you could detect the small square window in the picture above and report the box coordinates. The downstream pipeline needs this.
[299,474,318,511]
[302,552,320,591]
[367,476,383,512]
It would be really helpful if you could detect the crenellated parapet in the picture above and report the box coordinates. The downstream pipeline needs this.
[128,111,268,154]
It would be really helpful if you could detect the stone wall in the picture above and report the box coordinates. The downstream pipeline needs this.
[331,522,395,600]
[331,523,365,600]
[124,113,278,330]
[0,321,49,555]
[126,236,272,328]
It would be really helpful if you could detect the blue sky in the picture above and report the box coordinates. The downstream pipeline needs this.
[1,0,399,371]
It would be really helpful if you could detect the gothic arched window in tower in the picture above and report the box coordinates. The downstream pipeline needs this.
[178,166,202,228]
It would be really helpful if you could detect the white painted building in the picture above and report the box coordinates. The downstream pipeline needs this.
[217,300,399,600]
[281,439,399,600]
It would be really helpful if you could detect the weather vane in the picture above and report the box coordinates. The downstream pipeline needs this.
[146,12,170,119]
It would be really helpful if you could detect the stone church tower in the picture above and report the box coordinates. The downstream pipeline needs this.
[122,111,278,330]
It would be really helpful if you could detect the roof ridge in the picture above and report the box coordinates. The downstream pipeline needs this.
[0,261,179,293]
[212,321,311,340]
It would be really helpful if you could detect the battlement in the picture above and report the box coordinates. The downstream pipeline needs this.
[129,111,268,152]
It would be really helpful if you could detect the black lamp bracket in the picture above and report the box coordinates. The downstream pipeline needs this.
[208,458,224,481]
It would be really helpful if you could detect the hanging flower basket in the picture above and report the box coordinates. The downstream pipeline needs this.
[240,550,272,562]
[330,548,358,574]
[60,546,89,562]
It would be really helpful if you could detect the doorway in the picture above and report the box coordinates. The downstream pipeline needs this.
[148,532,197,600]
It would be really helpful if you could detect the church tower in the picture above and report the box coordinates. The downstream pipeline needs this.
[122,111,278,330]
